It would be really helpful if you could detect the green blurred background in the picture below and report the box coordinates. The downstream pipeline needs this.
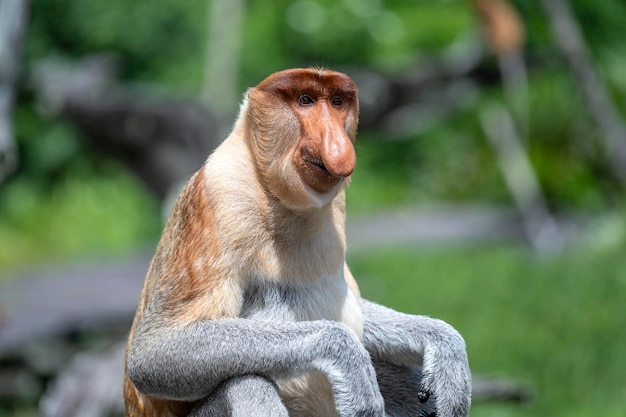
[1,0,625,416]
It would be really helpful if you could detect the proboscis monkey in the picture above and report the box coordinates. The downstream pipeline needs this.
[124,68,471,417]
[472,0,525,56]
[473,0,528,137]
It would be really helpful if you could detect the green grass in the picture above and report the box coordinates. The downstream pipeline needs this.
[0,170,161,275]
[348,244,626,416]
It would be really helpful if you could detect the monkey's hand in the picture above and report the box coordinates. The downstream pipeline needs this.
[361,300,471,417]
[313,322,387,417]
[127,318,385,417]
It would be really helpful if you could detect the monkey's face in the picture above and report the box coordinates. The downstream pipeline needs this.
[247,68,359,210]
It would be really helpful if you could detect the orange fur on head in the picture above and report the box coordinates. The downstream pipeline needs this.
[246,68,359,209]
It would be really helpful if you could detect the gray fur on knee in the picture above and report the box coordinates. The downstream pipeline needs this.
[190,375,288,417]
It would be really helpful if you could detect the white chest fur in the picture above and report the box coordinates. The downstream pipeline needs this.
[240,271,363,339]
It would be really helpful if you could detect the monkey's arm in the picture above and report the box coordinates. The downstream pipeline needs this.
[360,299,471,417]
[126,317,385,417]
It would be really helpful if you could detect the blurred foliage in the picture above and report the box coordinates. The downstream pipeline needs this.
[349,242,626,417]
[1,1,625,416]
[2,0,626,269]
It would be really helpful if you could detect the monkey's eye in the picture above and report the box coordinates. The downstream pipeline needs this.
[331,97,344,106]
[298,94,315,106]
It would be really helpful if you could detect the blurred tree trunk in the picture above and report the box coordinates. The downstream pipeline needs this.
[0,0,29,183]
[32,56,221,202]
[540,0,626,182]
[472,0,528,138]
[202,0,246,119]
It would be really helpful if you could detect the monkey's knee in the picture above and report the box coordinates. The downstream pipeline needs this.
[190,375,288,417]
[374,361,437,417]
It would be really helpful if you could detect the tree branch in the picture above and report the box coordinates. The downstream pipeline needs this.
[31,56,221,200]
[0,0,29,182]
[540,0,626,182]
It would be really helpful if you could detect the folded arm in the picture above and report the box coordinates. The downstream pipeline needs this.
[127,317,384,417]
[361,299,472,417]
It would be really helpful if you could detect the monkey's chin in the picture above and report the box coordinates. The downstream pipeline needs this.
[300,176,347,210]
[274,175,345,212]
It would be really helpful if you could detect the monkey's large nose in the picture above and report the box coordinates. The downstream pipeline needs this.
[321,129,356,178]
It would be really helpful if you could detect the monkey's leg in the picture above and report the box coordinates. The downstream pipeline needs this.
[190,375,288,417]
[127,318,384,417]
[360,299,471,417]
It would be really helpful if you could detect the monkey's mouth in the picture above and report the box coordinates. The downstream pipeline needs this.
[298,151,344,194]
[303,156,331,175]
